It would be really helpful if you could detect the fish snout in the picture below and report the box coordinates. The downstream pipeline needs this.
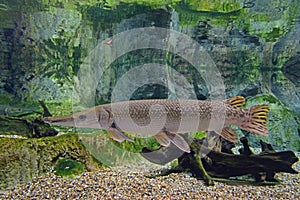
[43,116,53,123]
[42,116,75,127]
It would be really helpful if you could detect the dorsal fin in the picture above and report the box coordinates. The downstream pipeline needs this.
[224,96,245,109]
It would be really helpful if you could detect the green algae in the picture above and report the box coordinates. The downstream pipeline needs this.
[187,0,242,13]
[54,158,84,178]
[110,135,161,153]
[175,2,244,26]
[0,93,13,104]
[190,131,206,139]
[106,0,181,8]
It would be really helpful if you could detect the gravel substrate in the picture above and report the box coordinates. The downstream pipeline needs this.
[1,156,299,200]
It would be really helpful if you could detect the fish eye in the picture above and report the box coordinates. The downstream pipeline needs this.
[78,115,86,120]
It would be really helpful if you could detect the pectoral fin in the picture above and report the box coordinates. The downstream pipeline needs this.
[215,127,238,143]
[107,128,134,142]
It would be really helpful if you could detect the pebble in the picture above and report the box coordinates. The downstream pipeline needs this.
[0,157,299,200]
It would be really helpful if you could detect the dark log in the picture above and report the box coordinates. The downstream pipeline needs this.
[0,101,57,138]
[238,137,254,155]
[38,100,52,117]
[0,116,58,138]
[142,136,299,186]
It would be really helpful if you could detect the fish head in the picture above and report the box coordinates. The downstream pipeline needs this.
[43,107,112,129]
[43,114,76,127]
[98,107,113,129]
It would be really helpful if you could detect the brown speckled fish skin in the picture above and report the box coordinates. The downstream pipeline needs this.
[102,99,225,134]
[43,97,269,153]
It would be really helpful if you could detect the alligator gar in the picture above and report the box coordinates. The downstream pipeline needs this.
[43,96,269,153]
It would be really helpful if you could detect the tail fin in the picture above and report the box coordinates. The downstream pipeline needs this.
[241,105,269,136]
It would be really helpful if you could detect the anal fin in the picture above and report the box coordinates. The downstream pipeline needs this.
[107,128,134,142]
[215,127,238,143]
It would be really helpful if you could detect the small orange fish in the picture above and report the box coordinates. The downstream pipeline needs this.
[103,38,113,46]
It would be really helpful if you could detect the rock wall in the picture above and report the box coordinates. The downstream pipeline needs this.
[0,134,100,190]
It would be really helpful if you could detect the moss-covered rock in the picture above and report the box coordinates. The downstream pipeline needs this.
[238,0,298,43]
[0,134,101,190]
[0,117,58,138]
[282,55,300,88]
[270,71,300,115]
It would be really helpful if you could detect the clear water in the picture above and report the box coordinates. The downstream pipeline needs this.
[0,0,299,192]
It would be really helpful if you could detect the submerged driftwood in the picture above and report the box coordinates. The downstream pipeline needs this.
[0,101,57,138]
[141,134,299,186]
[0,116,58,138]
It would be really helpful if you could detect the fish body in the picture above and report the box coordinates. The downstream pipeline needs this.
[44,96,269,153]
